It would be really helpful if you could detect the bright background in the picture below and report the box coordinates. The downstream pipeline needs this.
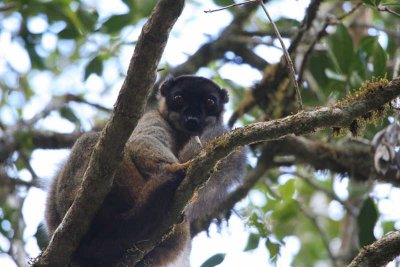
[0,0,399,266]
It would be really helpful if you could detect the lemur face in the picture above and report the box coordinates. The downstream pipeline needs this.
[160,75,229,135]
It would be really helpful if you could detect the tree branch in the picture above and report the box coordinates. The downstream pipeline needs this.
[346,231,400,267]
[273,135,373,182]
[32,0,185,266]
[168,4,258,77]
[126,78,400,264]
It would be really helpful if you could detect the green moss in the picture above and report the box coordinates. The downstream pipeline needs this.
[332,127,346,137]
[335,77,390,107]
[333,77,390,136]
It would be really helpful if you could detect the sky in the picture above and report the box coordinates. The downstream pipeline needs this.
[0,0,399,266]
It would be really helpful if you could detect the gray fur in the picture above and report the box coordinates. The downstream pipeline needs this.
[45,75,246,267]
[179,125,247,222]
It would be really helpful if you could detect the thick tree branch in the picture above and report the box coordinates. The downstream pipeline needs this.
[32,1,185,266]
[29,131,83,150]
[0,92,108,164]
[287,0,323,54]
[346,231,400,267]
[126,78,400,264]
[273,136,373,181]
[0,130,82,164]
[0,172,39,188]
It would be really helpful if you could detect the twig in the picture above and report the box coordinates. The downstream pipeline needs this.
[0,172,39,188]
[264,179,338,267]
[203,0,303,110]
[18,151,39,180]
[297,2,363,86]
[288,0,323,55]
[9,195,29,267]
[19,94,110,129]
[0,3,16,12]
[204,0,258,13]
[257,0,303,110]
[291,170,354,215]
[228,0,324,127]
[377,6,400,18]
[65,94,111,113]
[298,203,338,267]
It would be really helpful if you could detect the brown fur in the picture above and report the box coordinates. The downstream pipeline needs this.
[45,76,246,267]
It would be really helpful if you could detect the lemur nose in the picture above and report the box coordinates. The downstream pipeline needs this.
[185,116,201,132]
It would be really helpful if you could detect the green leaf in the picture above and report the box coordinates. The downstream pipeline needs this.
[274,18,301,30]
[308,51,334,89]
[35,222,49,250]
[387,36,397,58]
[102,14,133,34]
[121,0,134,9]
[354,37,387,78]
[200,253,226,267]
[77,8,99,32]
[248,213,271,237]
[26,43,45,69]
[357,197,378,247]
[381,221,395,234]
[44,2,84,35]
[135,1,158,18]
[362,0,379,6]
[59,24,81,39]
[359,36,377,56]
[85,56,103,80]
[244,233,260,251]
[271,199,298,222]
[212,0,232,7]
[326,24,354,75]
[15,131,34,151]
[278,179,296,200]
[59,107,80,125]
[372,41,387,77]
[353,37,375,80]
[265,238,280,260]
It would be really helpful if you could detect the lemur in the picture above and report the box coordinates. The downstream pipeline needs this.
[45,75,247,266]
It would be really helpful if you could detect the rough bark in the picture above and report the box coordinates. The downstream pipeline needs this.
[32,1,185,266]
[125,78,400,264]
[346,231,400,267]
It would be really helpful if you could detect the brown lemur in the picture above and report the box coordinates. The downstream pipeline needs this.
[45,75,247,267]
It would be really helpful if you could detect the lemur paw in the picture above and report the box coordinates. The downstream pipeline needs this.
[164,160,192,176]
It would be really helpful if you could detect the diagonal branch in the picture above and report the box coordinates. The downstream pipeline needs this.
[229,0,324,126]
[32,0,185,266]
[127,78,400,264]
[346,231,400,267]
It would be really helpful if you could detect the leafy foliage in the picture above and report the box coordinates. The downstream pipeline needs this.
[358,197,378,247]
[200,253,226,267]
[0,0,399,266]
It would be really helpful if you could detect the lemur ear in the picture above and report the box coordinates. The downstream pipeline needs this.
[220,89,229,103]
[159,76,175,97]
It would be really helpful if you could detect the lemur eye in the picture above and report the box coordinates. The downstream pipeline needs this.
[173,95,184,105]
[206,98,215,108]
